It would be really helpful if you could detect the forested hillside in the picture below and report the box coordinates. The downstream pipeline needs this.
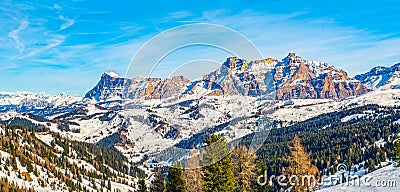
[0,124,146,191]
[144,104,400,191]
[2,104,400,191]
[238,104,400,190]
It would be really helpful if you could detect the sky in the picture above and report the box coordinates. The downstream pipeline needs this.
[1,0,400,95]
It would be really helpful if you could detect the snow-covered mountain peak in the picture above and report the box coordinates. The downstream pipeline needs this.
[104,70,121,78]
[0,92,83,117]
[85,53,370,101]
[355,63,400,90]
[281,52,304,66]
[222,57,249,71]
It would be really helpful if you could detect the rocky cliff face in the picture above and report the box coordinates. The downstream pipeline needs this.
[183,57,275,98]
[187,53,368,100]
[355,63,400,90]
[85,54,369,101]
[84,72,191,101]
[273,53,368,99]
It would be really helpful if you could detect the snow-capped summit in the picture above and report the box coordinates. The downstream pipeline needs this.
[355,63,400,90]
[272,53,368,99]
[85,71,191,102]
[105,70,121,78]
[85,54,369,102]
[181,53,368,99]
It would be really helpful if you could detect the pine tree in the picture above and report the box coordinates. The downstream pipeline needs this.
[232,145,257,192]
[201,134,236,192]
[92,178,97,190]
[166,162,186,192]
[284,135,319,192]
[12,155,17,170]
[393,140,400,166]
[27,161,33,173]
[184,149,202,192]
[138,178,147,192]
[150,168,166,192]
[107,179,112,191]
[33,165,39,177]
[252,161,273,192]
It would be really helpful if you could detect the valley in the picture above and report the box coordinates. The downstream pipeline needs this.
[1,53,400,191]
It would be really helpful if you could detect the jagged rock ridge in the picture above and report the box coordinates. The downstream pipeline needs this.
[84,53,369,101]
[84,73,191,101]
[273,53,368,99]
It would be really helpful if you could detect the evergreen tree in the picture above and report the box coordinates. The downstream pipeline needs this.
[201,135,236,192]
[92,178,97,190]
[27,161,34,173]
[12,155,17,170]
[107,179,112,191]
[232,145,257,192]
[166,162,186,192]
[252,161,273,192]
[138,178,147,192]
[393,140,400,166]
[150,168,166,192]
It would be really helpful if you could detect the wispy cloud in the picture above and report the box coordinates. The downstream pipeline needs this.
[192,10,400,75]
[8,19,29,54]
[53,3,61,10]
[1,1,399,94]
[164,11,193,21]
[17,35,65,59]
[59,15,75,31]
[54,3,75,31]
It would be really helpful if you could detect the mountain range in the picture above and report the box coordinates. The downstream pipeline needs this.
[85,53,394,102]
[0,53,400,191]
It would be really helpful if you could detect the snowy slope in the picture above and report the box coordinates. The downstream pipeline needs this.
[1,56,400,191]
[0,92,83,118]
[0,92,81,107]
[1,83,399,164]
[268,88,400,122]
[0,128,137,192]
[318,164,400,192]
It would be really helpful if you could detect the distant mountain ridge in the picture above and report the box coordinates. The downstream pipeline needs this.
[85,53,369,101]
[1,55,400,192]
[0,92,82,116]
[355,63,400,90]
[84,73,191,101]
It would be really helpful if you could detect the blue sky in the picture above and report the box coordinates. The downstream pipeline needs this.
[1,0,400,95]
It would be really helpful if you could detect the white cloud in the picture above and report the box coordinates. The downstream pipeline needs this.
[195,10,400,75]
[58,13,75,31]
[60,18,75,30]
[17,35,65,59]
[8,19,29,53]
[2,5,400,94]
[53,3,61,10]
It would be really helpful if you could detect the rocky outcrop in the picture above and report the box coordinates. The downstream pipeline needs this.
[85,54,369,101]
[273,53,368,99]
[184,57,275,97]
[84,72,191,101]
